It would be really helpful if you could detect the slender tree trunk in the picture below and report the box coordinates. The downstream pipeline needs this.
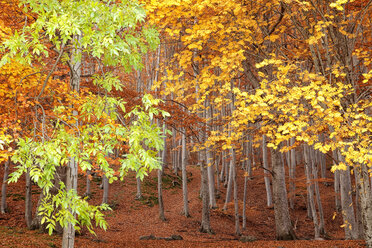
[161,123,167,167]
[172,128,178,175]
[219,151,225,183]
[245,140,252,178]
[200,161,212,234]
[355,164,372,248]
[272,144,296,240]
[289,138,296,209]
[31,192,45,230]
[1,157,10,214]
[354,170,365,239]
[206,151,216,208]
[63,158,78,248]
[223,155,234,210]
[62,34,81,248]
[242,149,250,230]
[338,151,358,239]
[215,152,220,197]
[319,134,327,181]
[205,98,217,209]
[25,168,32,228]
[262,135,273,207]
[181,127,190,217]
[135,177,142,200]
[102,175,109,204]
[85,169,91,198]
[231,147,240,235]
[310,148,326,235]
[304,145,320,238]
[333,150,341,211]
[158,164,166,221]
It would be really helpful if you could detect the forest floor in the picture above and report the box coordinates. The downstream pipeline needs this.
[0,162,366,248]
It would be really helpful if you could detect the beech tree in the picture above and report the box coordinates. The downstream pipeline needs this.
[146,0,371,244]
[0,0,371,247]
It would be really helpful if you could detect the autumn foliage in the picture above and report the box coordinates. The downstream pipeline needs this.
[0,0,371,247]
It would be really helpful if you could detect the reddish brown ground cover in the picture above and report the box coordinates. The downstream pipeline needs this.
[0,164,366,247]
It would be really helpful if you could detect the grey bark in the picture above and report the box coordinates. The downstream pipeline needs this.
[272,144,296,240]
[85,169,91,198]
[158,164,166,221]
[181,128,190,217]
[231,147,241,235]
[162,124,167,167]
[31,192,45,231]
[262,135,273,207]
[206,151,216,208]
[223,154,234,210]
[172,128,179,175]
[102,174,109,204]
[242,149,250,230]
[1,157,10,214]
[62,34,81,248]
[203,96,216,209]
[289,137,296,209]
[200,162,212,234]
[319,135,327,181]
[338,151,359,239]
[215,152,220,195]
[135,176,142,200]
[333,150,341,211]
[310,147,326,236]
[304,145,320,238]
[355,164,372,248]
[25,169,32,228]
[354,169,365,239]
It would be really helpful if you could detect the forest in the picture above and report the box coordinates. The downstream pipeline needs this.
[0,0,371,247]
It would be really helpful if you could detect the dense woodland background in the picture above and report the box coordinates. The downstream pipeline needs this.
[0,0,371,247]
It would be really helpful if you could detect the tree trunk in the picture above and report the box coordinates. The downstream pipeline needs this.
[158,167,166,221]
[262,135,273,207]
[181,128,190,217]
[215,152,220,196]
[135,177,142,200]
[30,192,45,231]
[242,147,250,230]
[272,144,296,240]
[25,168,32,228]
[161,123,167,167]
[207,150,217,208]
[62,158,78,248]
[304,145,320,238]
[200,161,212,233]
[1,157,10,214]
[223,156,234,210]
[172,128,178,175]
[354,170,365,239]
[355,164,372,248]
[102,174,109,204]
[85,169,91,198]
[205,98,217,209]
[289,137,296,209]
[310,147,326,235]
[333,150,341,211]
[318,134,327,181]
[62,34,81,248]
[338,151,359,239]
[231,147,241,235]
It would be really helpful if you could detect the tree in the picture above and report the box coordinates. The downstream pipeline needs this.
[147,0,371,244]
[1,1,166,247]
